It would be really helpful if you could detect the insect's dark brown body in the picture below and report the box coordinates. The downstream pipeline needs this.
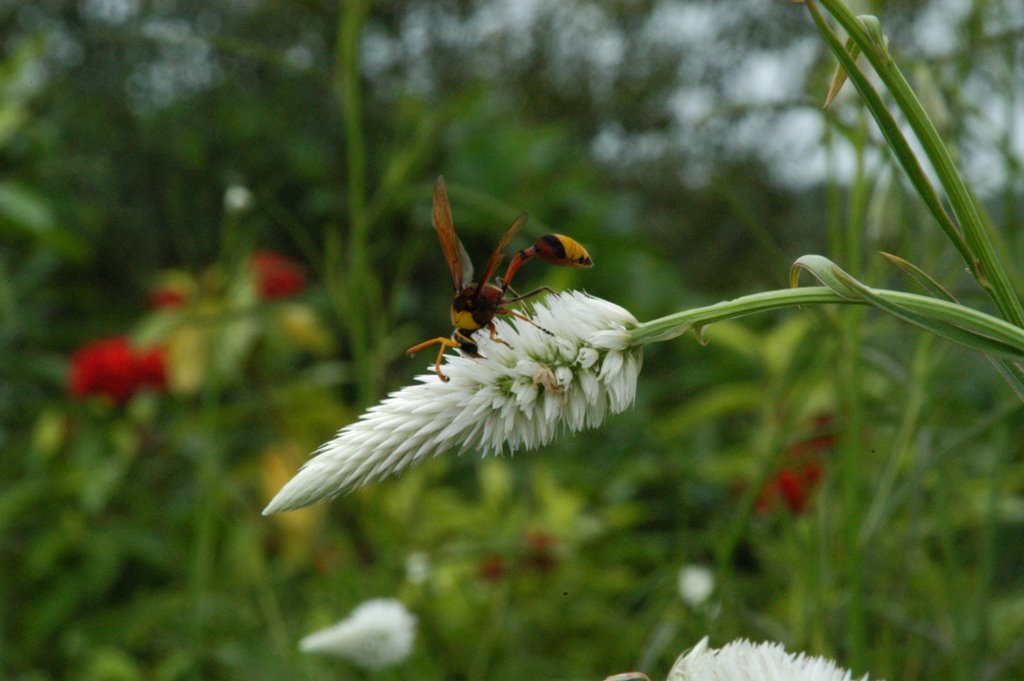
[450,284,506,356]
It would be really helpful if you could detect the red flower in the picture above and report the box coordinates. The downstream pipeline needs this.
[521,531,559,572]
[768,466,821,514]
[67,336,167,404]
[249,250,305,299]
[148,287,187,309]
[477,555,506,582]
[755,417,834,515]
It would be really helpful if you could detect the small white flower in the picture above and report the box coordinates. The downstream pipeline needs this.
[299,598,416,669]
[405,551,430,585]
[677,565,714,608]
[223,184,253,212]
[264,291,641,513]
[667,637,875,681]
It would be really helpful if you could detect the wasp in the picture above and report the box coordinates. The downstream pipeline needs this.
[406,176,594,382]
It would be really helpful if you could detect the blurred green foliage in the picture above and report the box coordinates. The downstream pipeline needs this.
[2,1,1024,680]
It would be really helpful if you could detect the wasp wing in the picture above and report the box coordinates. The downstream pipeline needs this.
[475,212,528,298]
[432,176,466,293]
[455,234,474,289]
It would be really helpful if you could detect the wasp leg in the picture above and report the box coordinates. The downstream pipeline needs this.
[497,308,555,337]
[433,345,450,381]
[406,336,456,357]
[406,336,461,382]
[487,322,513,348]
[504,286,555,304]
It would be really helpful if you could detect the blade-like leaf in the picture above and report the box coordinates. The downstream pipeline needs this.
[790,254,858,296]
[877,251,1024,396]
[814,0,1024,327]
[830,268,1024,363]
[804,1,973,275]
[879,251,957,302]
[791,254,1024,361]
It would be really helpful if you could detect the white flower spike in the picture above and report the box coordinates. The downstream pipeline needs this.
[667,637,875,681]
[299,598,417,669]
[264,291,641,513]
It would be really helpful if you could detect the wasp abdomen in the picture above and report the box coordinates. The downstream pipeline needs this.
[499,234,594,293]
[534,234,593,268]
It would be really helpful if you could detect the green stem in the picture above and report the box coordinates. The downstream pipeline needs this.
[837,117,870,666]
[190,357,226,658]
[976,423,1006,667]
[813,0,1024,327]
[336,0,369,246]
[335,0,376,404]
[860,334,933,542]
[631,288,845,344]
[805,1,971,269]
[837,308,866,667]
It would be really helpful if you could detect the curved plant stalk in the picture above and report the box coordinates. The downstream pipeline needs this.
[807,0,1024,327]
[631,276,1024,367]
[630,254,1024,401]
[806,3,970,268]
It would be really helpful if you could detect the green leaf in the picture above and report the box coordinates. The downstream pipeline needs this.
[789,254,857,296]
[879,251,956,302]
[789,253,1024,370]
[877,252,1024,396]
[832,268,1024,363]
[0,181,55,233]
[804,2,973,282]
[823,32,861,107]
[0,106,28,146]
[0,181,90,260]
[658,382,765,439]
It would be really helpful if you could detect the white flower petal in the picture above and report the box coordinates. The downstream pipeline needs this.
[576,346,600,369]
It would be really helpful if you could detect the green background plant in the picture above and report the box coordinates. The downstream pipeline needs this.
[2,1,1024,680]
